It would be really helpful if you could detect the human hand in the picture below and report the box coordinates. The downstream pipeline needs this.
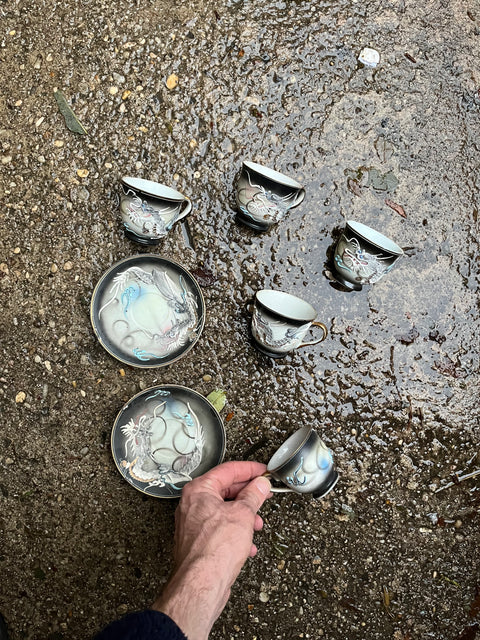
[153,461,272,640]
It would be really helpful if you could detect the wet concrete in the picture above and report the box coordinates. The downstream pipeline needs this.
[1,0,479,638]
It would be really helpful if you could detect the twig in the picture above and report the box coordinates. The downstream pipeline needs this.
[435,468,480,493]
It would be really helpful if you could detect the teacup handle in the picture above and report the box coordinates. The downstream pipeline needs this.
[178,197,192,220]
[262,471,294,493]
[298,321,328,348]
[291,188,306,208]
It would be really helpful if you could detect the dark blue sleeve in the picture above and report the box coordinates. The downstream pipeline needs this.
[93,609,188,640]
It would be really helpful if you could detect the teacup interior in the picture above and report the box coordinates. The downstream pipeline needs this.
[243,161,303,189]
[256,290,316,322]
[347,220,403,255]
[267,427,310,471]
[122,177,186,202]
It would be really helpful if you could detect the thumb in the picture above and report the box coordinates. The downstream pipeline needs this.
[235,476,271,513]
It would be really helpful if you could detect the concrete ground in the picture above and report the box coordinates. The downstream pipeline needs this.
[1,0,479,638]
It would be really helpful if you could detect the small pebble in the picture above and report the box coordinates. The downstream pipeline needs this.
[117,604,128,616]
[454,519,462,529]
[259,592,269,603]
[203,374,212,382]
[358,47,380,67]
[63,261,73,271]
[50,264,58,273]
[166,74,179,90]
[1,156,12,164]
[44,360,52,372]
[5,458,14,465]
[54,140,64,148]
[77,169,89,178]
[13,247,20,254]
[15,391,26,403]
[109,86,119,95]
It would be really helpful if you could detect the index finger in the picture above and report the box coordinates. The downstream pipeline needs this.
[197,461,267,498]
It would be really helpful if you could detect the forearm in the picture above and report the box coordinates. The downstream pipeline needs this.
[153,560,231,640]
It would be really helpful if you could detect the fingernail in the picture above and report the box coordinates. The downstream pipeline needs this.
[256,476,271,495]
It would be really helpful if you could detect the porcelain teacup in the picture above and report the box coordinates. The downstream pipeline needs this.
[332,220,403,290]
[120,177,192,245]
[251,289,327,358]
[265,427,339,499]
[235,161,305,231]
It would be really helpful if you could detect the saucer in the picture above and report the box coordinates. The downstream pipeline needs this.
[91,255,205,367]
[111,385,226,498]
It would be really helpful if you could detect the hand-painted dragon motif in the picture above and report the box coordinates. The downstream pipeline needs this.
[98,266,200,361]
[120,187,184,239]
[237,170,300,224]
[119,393,204,492]
[334,234,393,284]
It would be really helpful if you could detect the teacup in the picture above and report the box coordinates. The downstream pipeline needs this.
[235,161,305,231]
[265,427,339,499]
[332,220,403,291]
[251,289,327,358]
[120,177,192,245]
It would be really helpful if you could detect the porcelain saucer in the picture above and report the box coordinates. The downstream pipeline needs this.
[111,385,226,498]
[91,255,205,367]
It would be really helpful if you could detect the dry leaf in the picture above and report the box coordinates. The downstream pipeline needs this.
[374,136,394,162]
[53,89,87,135]
[166,73,179,90]
[385,198,407,218]
[347,177,363,197]
[206,389,227,413]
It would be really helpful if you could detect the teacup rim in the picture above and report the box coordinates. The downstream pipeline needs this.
[256,289,316,323]
[267,426,313,473]
[243,161,304,190]
[122,176,188,202]
[346,220,404,256]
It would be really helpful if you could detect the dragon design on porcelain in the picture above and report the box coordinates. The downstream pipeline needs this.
[237,170,299,224]
[121,187,184,239]
[98,266,200,361]
[286,457,307,487]
[334,234,393,284]
[252,309,307,352]
[119,393,204,491]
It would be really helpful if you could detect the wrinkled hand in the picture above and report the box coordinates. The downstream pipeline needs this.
[153,461,271,640]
